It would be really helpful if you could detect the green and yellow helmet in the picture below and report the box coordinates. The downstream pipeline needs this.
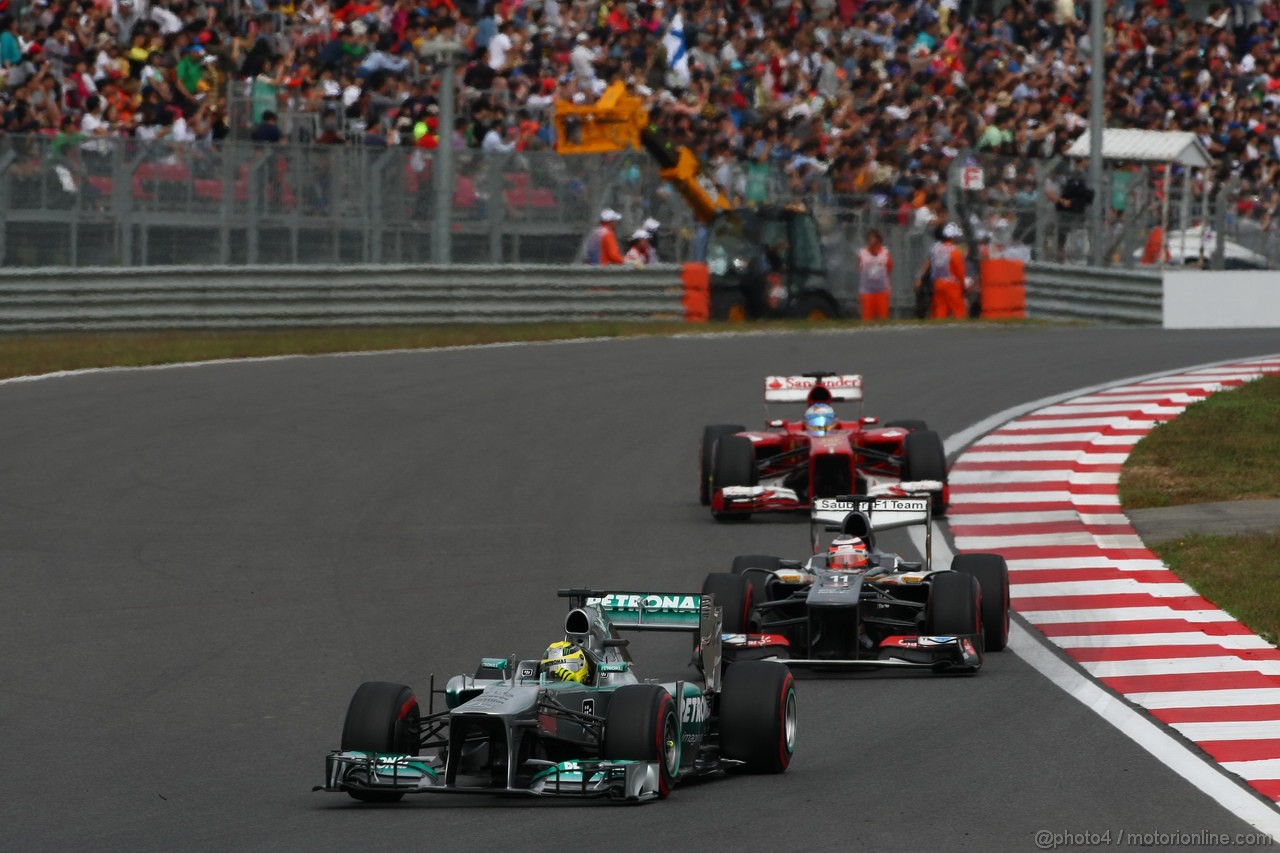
[539,641,590,684]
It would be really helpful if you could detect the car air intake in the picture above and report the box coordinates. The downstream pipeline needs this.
[565,608,591,641]
[812,454,853,499]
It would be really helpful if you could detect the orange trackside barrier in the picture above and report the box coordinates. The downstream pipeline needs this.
[980,258,1027,319]
[682,262,710,323]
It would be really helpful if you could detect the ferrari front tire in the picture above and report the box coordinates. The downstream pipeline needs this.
[886,419,929,432]
[711,435,756,522]
[902,429,948,515]
[701,424,745,505]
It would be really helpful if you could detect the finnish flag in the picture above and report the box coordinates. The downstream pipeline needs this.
[663,12,691,87]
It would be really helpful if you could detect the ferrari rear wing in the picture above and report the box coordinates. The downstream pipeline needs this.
[764,373,863,403]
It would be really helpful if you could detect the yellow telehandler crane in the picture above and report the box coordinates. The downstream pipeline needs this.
[551,81,730,223]
[552,82,844,320]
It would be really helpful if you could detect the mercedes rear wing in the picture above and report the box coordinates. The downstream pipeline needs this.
[809,482,941,566]
[558,588,724,691]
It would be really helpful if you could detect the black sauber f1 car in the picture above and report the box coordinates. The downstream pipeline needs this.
[700,490,1010,674]
[317,589,796,804]
[699,373,949,521]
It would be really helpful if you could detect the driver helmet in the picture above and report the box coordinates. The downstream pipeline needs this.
[828,535,870,570]
[539,641,590,684]
[804,403,837,436]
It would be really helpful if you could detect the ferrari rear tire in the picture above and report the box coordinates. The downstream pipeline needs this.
[730,554,781,603]
[886,419,929,432]
[719,661,797,773]
[902,429,948,516]
[711,434,757,522]
[603,685,680,798]
[951,553,1010,652]
[701,424,745,505]
[703,571,754,633]
[927,571,982,638]
[340,681,421,803]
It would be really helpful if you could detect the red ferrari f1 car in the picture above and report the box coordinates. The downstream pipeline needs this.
[699,373,948,522]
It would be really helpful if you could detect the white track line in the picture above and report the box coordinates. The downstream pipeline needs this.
[923,353,1280,837]
[1053,633,1277,651]
[1175,721,1280,742]
[1013,581,1197,598]
[910,521,1280,838]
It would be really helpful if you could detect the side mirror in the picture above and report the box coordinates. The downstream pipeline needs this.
[860,416,879,425]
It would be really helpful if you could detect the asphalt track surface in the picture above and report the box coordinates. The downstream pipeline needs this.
[4,326,1280,852]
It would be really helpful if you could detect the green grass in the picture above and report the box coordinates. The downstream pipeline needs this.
[0,317,1022,382]
[1118,372,1280,509]
[1150,533,1280,645]
[1120,372,1280,645]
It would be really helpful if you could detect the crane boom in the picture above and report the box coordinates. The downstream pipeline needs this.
[553,82,730,223]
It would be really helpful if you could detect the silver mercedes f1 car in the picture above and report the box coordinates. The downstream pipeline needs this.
[317,588,797,804]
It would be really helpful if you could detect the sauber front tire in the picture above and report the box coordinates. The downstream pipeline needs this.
[951,553,1010,652]
[927,571,982,638]
[730,553,782,602]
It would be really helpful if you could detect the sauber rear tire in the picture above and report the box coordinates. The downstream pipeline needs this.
[730,554,781,602]
[603,685,680,798]
[902,429,948,516]
[340,681,421,803]
[951,553,1010,652]
[701,424,745,505]
[927,571,982,638]
[719,661,797,773]
[711,434,757,522]
[703,571,753,633]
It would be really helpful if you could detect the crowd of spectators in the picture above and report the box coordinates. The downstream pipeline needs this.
[4,0,1280,227]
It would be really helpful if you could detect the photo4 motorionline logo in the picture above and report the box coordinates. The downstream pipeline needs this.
[1034,829,1274,849]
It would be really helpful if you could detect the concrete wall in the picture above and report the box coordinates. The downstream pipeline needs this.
[1163,271,1280,329]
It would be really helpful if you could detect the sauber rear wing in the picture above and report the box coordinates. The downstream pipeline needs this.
[809,481,942,565]
[558,589,724,691]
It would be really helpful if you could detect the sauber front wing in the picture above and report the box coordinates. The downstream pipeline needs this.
[733,633,983,673]
[790,633,982,672]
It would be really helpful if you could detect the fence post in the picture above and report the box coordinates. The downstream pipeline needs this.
[424,40,462,265]
[1212,180,1232,270]
[0,147,9,266]
[247,151,261,264]
[112,141,131,265]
